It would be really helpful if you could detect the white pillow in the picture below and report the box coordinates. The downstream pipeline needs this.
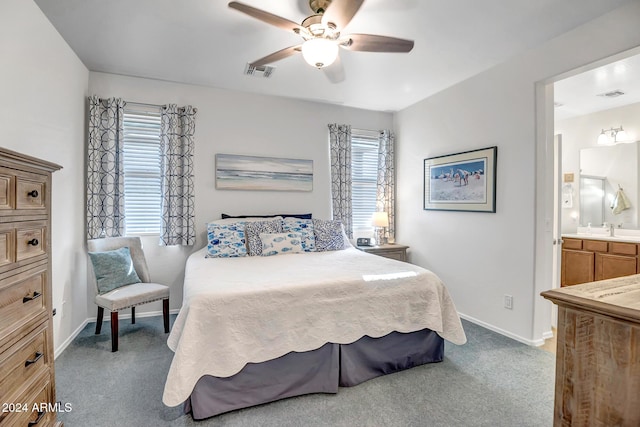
[260,232,304,256]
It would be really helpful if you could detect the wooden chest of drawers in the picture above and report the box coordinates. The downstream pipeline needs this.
[0,148,61,427]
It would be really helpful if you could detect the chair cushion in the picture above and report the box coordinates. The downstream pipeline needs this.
[88,247,142,294]
[95,282,170,311]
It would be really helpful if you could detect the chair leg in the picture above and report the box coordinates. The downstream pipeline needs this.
[110,311,119,352]
[95,307,104,334]
[131,306,135,324]
[163,298,170,333]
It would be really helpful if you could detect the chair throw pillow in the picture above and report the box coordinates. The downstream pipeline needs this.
[88,247,142,294]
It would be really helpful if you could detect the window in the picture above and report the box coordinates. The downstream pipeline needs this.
[122,106,162,235]
[351,129,379,232]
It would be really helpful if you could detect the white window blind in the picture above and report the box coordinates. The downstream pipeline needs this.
[351,129,379,231]
[123,106,162,235]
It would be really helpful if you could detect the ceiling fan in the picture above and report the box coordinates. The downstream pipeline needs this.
[228,0,414,82]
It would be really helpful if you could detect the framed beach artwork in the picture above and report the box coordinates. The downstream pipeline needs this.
[215,154,313,191]
[423,146,497,212]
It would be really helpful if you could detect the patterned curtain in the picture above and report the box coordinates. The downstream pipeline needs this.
[86,96,126,239]
[159,105,197,246]
[328,124,353,238]
[377,130,395,243]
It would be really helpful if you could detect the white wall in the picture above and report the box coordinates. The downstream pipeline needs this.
[0,0,89,353]
[89,72,393,317]
[394,1,640,344]
[557,102,640,233]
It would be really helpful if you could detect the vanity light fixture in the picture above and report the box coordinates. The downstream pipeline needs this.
[597,126,630,145]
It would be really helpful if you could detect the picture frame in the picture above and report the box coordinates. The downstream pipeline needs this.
[215,153,313,191]
[423,146,497,212]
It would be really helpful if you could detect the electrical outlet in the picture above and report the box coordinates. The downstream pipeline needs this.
[52,308,57,316]
[504,295,513,310]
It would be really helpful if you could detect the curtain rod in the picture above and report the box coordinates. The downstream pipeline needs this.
[127,101,197,113]
[127,101,162,108]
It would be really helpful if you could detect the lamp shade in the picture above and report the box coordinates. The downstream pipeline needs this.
[372,211,389,227]
[301,38,338,69]
[597,130,612,145]
[615,127,630,143]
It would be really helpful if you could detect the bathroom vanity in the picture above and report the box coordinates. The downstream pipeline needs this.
[561,233,640,287]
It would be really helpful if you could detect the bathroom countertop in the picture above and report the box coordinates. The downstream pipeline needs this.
[562,233,640,244]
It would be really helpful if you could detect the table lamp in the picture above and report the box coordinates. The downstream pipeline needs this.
[372,211,389,245]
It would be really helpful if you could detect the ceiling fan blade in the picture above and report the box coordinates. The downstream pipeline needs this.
[229,2,307,35]
[323,55,345,84]
[250,45,302,67]
[321,0,364,30]
[341,34,414,53]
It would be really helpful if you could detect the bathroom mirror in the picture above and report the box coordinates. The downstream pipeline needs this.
[579,141,639,228]
[579,176,604,227]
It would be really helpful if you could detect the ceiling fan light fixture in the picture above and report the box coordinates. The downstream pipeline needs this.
[301,38,338,69]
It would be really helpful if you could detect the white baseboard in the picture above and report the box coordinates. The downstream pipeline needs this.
[458,312,547,347]
[54,319,90,359]
[54,308,180,359]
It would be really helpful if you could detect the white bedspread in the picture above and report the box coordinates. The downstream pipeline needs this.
[163,247,466,406]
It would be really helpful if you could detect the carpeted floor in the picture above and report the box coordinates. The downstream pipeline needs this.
[55,316,555,426]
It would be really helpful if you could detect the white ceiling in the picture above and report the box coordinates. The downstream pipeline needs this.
[554,52,640,121]
[34,0,631,112]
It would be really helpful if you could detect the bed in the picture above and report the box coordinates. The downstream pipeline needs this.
[162,239,466,419]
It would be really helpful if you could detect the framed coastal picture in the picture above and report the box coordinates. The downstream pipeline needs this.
[423,146,497,212]
[215,154,313,191]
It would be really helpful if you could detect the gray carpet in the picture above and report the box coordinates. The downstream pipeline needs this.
[55,316,555,426]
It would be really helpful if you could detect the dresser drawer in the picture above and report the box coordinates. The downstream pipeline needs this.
[0,226,15,267]
[0,323,49,405]
[0,373,54,427]
[0,268,47,342]
[16,226,46,262]
[15,175,46,210]
[0,170,14,210]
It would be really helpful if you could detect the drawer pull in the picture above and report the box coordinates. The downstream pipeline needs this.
[23,291,42,303]
[27,238,39,246]
[25,351,43,367]
[28,411,45,426]
[27,190,39,198]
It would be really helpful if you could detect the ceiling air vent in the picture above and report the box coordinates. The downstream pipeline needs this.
[597,89,625,98]
[244,63,275,78]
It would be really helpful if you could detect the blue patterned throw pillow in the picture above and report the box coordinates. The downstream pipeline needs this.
[282,217,315,252]
[312,219,345,252]
[260,232,303,256]
[88,247,141,294]
[206,222,247,258]
[245,219,283,256]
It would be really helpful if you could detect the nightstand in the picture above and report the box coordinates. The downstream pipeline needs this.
[356,244,409,262]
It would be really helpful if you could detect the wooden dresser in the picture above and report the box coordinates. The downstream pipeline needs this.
[0,148,61,426]
[541,276,640,426]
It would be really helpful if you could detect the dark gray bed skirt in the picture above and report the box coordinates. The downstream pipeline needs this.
[185,328,444,420]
